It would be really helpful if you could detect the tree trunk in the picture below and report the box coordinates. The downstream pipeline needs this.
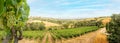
[2,27,18,43]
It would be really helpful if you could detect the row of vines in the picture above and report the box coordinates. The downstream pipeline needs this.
[0,26,98,42]
[50,26,98,40]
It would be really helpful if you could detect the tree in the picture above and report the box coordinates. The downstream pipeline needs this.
[62,23,70,29]
[24,22,45,31]
[96,20,103,28]
[106,14,120,43]
[0,0,30,43]
[73,20,98,28]
[39,22,45,30]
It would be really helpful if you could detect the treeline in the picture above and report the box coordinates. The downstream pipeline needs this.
[62,20,103,29]
[74,20,103,28]
[46,19,103,30]
[106,14,120,43]
[23,22,45,31]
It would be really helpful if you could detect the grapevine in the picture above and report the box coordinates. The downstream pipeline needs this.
[0,0,30,43]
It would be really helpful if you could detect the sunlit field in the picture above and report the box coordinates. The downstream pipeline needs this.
[0,0,120,43]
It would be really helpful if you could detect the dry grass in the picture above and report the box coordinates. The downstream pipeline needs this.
[18,39,40,43]
[102,18,111,25]
[93,33,108,43]
[93,27,108,43]
[43,21,60,27]
[27,20,60,27]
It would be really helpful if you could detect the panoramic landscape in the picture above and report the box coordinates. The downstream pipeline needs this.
[0,0,120,43]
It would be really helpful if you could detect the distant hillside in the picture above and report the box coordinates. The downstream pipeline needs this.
[27,16,110,29]
[28,16,110,23]
[27,20,61,27]
[102,17,111,25]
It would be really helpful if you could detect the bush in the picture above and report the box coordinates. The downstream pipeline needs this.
[24,22,45,31]
[106,14,120,43]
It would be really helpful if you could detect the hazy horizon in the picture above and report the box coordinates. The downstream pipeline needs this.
[27,0,120,19]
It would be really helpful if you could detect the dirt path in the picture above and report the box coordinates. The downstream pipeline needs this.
[42,31,54,43]
[18,38,40,43]
[41,33,47,43]
[61,28,108,43]
[48,32,54,43]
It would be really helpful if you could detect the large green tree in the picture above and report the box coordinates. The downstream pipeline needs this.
[106,14,120,43]
[0,0,30,43]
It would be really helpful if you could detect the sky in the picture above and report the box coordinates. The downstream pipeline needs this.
[27,0,120,19]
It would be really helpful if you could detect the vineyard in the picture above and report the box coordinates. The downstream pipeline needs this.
[50,26,98,40]
[23,31,45,40]
[0,0,119,43]
[0,26,99,43]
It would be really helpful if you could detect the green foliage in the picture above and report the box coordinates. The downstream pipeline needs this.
[0,31,45,40]
[24,22,45,30]
[74,20,97,28]
[0,0,30,42]
[0,0,30,31]
[106,14,120,43]
[62,23,70,29]
[0,0,4,16]
[50,26,98,40]
[96,20,104,28]
[48,26,63,30]
[0,26,98,41]
[23,31,45,40]
[0,31,4,40]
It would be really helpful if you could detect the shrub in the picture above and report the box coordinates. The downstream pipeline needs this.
[106,14,120,43]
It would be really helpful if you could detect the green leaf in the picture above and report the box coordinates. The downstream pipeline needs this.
[0,0,4,16]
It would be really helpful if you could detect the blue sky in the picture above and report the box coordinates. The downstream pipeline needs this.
[27,0,120,19]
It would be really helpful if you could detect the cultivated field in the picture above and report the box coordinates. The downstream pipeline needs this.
[0,17,110,43]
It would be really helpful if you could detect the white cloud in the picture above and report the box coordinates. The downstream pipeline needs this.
[28,0,120,19]
[27,0,38,4]
[30,8,120,19]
